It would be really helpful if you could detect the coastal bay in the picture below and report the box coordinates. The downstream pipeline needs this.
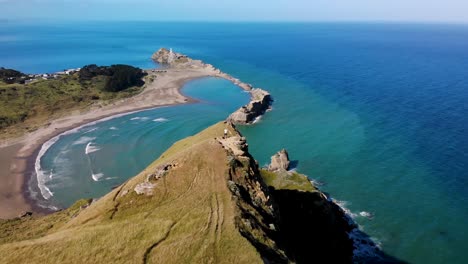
[0,49,256,218]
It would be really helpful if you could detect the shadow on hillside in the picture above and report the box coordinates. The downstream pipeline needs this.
[268,187,409,264]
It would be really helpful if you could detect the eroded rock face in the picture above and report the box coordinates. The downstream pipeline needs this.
[146,163,176,182]
[268,149,290,172]
[219,136,249,156]
[134,182,156,196]
[134,163,176,196]
[228,88,272,124]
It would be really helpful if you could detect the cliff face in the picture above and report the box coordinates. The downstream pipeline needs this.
[0,122,354,263]
[215,125,355,263]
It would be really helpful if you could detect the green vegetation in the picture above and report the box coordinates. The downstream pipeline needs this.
[260,169,316,192]
[79,64,146,92]
[0,67,27,84]
[0,65,146,140]
[0,199,92,244]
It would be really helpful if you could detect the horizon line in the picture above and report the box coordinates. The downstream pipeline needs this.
[2,18,468,26]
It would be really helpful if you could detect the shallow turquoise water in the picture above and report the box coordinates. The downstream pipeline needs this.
[2,22,468,263]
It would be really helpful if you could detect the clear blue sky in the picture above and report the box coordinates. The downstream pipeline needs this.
[1,0,468,23]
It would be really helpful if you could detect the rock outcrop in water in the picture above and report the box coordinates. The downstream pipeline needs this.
[268,149,290,172]
[228,88,272,124]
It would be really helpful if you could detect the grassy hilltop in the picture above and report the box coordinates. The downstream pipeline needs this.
[0,122,355,263]
[0,65,146,140]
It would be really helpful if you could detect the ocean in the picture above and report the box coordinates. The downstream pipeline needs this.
[1,21,468,263]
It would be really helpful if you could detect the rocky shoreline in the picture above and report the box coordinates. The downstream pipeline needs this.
[152,48,273,125]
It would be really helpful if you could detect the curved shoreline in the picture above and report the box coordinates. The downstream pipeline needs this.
[15,79,199,218]
[26,102,190,214]
[0,61,257,218]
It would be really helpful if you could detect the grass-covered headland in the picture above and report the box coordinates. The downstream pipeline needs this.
[0,65,147,140]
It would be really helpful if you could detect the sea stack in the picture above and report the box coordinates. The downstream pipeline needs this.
[268,149,290,172]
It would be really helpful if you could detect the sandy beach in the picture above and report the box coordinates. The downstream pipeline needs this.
[0,61,253,219]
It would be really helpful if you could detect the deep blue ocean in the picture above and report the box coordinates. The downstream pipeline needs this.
[1,21,468,263]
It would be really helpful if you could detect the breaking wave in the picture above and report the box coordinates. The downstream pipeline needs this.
[130,116,150,121]
[153,117,169,122]
[35,136,60,200]
[85,142,101,154]
[332,198,382,262]
[92,173,105,182]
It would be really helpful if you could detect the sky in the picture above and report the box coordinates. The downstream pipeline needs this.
[1,0,468,23]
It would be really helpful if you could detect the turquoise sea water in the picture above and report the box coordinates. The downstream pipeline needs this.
[1,21,468,263]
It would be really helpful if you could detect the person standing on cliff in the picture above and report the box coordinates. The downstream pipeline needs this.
[223,128,228,139]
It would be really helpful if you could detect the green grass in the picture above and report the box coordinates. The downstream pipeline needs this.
[0,74,143,140]
[0,199,92,245]
[260,169,317,192]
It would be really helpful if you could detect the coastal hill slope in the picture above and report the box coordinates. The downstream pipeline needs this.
[0,65,146,141]
[0,122,355,263]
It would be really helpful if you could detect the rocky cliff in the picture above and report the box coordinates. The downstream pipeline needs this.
[228,89,272,124]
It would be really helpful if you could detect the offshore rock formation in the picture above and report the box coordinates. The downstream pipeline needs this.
[228,89,272,124]
[268,149,290,172]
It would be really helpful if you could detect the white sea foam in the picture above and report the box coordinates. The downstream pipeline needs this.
[85,142,101,154]
[35,136,61,200]
[359,211,374,219]
[252,115,263,124]
[72,136,96,145]
[130,116,150,121]
[153,117,169,122]
[83,127,98,134]
[92,173,104,182]
[309,179,325,187]
[333,199,357,219]
[331,198,381,261]
[109,126,118,130]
